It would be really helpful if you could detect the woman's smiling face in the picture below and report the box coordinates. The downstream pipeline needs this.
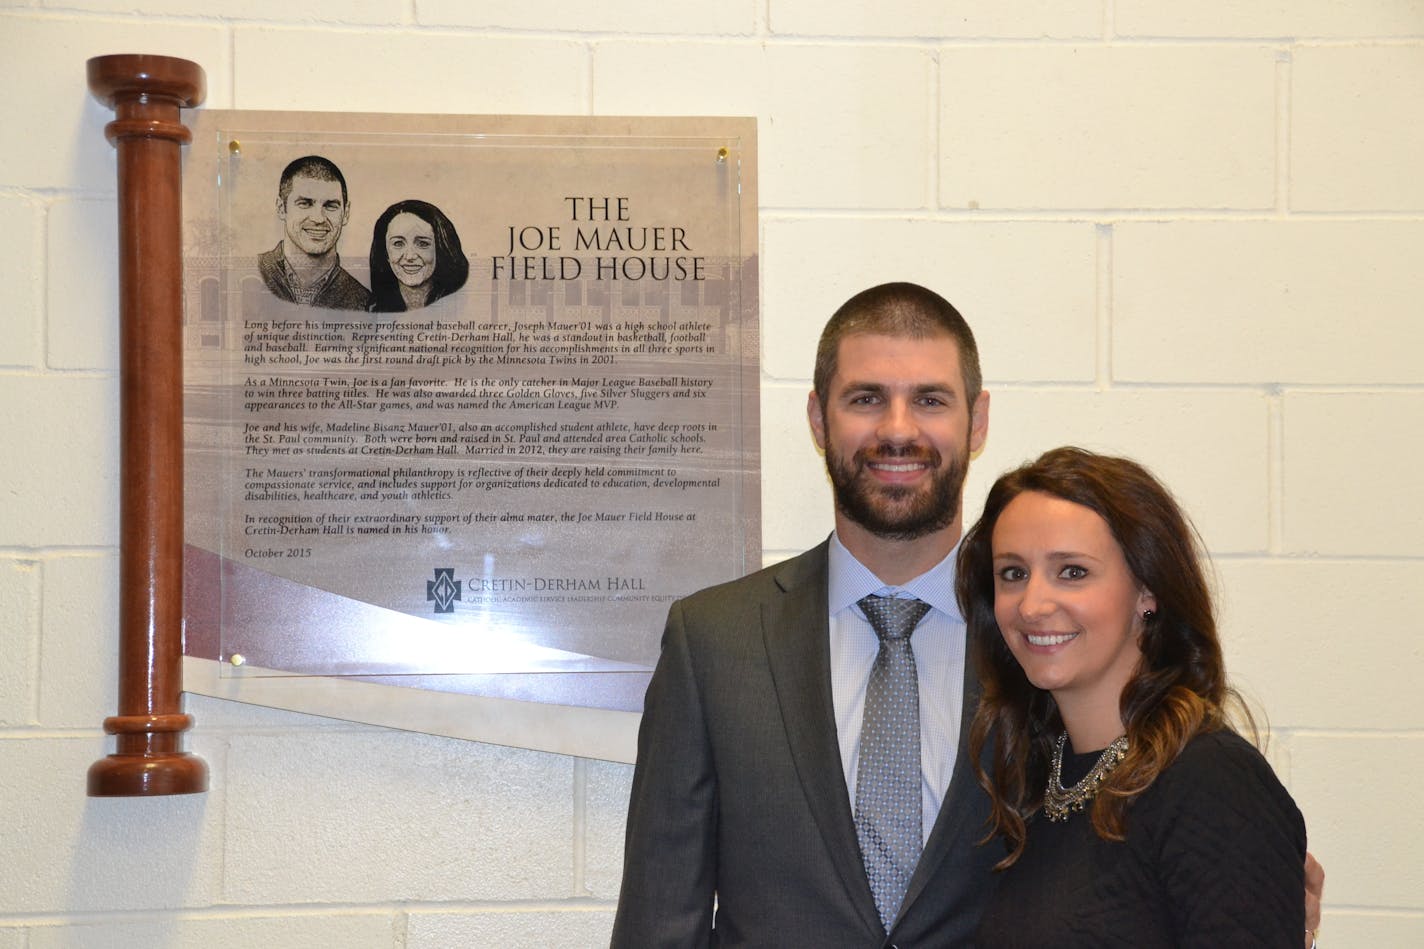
[991,490,1155,711]
[385,211,436,288]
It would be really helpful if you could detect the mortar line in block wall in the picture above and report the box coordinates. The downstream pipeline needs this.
[573,756,590,896]
[1095,223,1113,390]
[1275,47,1293,214]
[1267,390,1285,553]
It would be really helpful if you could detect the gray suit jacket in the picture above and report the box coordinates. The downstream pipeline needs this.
[612,540,999,948]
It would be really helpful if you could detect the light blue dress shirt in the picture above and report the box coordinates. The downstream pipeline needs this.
[827,532,968,846]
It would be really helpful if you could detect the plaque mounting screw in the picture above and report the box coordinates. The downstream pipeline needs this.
[716,147,728,163]
[229,653,246,666]
[228,139,241,155]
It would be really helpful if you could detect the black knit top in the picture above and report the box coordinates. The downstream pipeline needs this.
[974,730,1306,948]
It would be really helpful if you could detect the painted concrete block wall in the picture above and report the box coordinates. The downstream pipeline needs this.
[1,2,1420,945]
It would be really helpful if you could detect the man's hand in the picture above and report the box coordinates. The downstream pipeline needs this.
[1304,851,1325,947]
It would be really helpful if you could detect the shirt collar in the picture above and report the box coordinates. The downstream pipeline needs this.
[278,242,342,289]
[827,530,963,621]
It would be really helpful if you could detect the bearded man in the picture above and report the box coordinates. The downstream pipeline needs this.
[612,282,997,948]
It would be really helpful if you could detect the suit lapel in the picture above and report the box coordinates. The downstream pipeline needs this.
[761,542,883,935]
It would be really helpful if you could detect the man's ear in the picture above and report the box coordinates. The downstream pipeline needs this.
[969,389,990,455]
[807,390,827,452]
[276,195,287,220]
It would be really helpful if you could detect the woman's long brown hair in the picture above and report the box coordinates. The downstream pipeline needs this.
[957,447,1252,868]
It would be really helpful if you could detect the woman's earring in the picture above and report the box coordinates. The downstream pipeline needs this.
[1142,610,1155,620]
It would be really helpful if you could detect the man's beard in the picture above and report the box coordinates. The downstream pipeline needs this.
[824,436,968,542]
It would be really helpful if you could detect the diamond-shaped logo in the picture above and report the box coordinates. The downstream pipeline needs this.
[426,567,462,614]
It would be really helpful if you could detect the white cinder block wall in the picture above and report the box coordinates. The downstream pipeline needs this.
[2,2,1420,945]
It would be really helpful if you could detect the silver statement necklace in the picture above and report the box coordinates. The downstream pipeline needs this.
[1043,732,1129,822]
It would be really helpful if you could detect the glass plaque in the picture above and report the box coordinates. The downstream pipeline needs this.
[182,111,758,715]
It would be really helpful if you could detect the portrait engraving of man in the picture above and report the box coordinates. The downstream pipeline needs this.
[257,155,372,310]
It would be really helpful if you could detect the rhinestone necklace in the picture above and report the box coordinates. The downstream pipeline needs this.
[1043,732,1129,822]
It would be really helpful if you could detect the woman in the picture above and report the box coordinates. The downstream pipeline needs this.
[958,447,1306,947]
[368,199,469,312]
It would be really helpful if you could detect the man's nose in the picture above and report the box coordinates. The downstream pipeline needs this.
[875,398,918,444]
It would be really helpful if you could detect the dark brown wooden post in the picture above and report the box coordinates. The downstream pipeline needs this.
[86,54,209,796]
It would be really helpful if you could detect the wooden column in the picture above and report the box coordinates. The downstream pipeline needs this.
[86,54,209,796]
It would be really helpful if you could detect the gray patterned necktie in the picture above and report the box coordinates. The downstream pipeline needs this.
[854,593,931,930]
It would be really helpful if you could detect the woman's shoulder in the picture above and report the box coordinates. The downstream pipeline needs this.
[1128,730,1307,942]
[1165,729,1277,786]
[1144,728,1304,840]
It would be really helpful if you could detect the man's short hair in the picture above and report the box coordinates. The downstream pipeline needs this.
[277,155,349,206]
[813,281,982,409]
